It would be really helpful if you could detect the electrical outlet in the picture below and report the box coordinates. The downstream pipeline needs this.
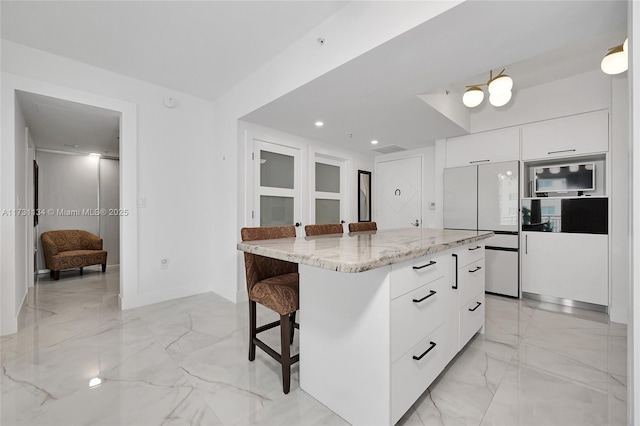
[137,197,146,208]
[160,258,169,269]
[428,201,436,210]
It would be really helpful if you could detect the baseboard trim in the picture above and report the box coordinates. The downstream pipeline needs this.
[522,291,608,313]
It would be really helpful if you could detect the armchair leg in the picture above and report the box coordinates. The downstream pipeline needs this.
[80,267,84,276]
[248,301,257,361]
[102,263,107,273]
[53,271,60,281]
[280,313,292,394]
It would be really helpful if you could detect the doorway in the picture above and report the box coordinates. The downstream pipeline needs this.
[2,73,138,336]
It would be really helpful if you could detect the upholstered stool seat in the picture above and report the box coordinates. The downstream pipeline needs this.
[250,272,299,315]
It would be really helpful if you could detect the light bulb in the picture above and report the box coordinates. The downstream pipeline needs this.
[462,87,484,108]
[601,45,627,75]
[489,90,512,107]
[488,75,513,95]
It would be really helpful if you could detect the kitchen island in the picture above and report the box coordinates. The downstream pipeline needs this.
[237,228,493,425]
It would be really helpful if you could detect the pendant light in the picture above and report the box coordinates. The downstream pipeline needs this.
[601,39,628,75]
[462,86,484,108]
[462,69,514,108]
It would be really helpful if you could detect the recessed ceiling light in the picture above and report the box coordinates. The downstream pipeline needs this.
[315,121,324,127]
[371,140,379,145]
[89,153,101,157]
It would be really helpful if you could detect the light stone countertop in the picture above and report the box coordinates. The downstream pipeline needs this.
[237,227,494,273]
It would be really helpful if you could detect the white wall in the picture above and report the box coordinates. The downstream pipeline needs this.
[611,74,630,324]
[13,92,28,318]
[99,158,120,265]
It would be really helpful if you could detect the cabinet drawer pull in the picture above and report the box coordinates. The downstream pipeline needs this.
[452,254,458,289]
[469,266,482,273]
[412,342,437,360]
[469,159,490,164]
[469,301,482,312]
[412,260,436,270]
[468,246,482,251]
[547,148,576,155]
[413,290,436,303]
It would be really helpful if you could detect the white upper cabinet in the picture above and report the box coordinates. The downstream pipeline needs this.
[521,110,609,160]
[446,127,520,168]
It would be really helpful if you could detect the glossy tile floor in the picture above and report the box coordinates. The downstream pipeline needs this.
[1,267,627,425]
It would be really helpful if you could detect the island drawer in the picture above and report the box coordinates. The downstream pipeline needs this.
[458,258,485,308]
[391,323,450,425]
[459,293,485,350]
[452,244,484,269]
[391,275,447,362]
[390,252,451,299]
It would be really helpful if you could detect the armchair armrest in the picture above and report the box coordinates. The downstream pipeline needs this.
[86,233,103,250]
[40,234,58,269]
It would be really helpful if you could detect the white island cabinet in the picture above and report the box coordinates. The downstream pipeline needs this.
[238,228,492,425]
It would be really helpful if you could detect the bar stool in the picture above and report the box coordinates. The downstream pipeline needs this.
[240,226,299,394]
[348,222,377,232]
[304,223,344,236]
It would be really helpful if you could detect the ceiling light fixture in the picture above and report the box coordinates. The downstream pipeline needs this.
[462,69,514,108]
[601,38,628,75]
[89,153,101,157]
[370,140,379,145]
[315,121,324,127]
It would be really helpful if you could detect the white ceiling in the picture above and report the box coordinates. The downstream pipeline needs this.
[16,91,121,157]
[1,1,348,101]
[2,1,628,156]
[242,1,628,153]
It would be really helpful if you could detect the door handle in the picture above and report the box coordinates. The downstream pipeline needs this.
[295,222,302,227]
[411,219,420,227]
[340,220,345,224]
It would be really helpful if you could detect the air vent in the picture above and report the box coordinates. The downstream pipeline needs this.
[371,144,407,154]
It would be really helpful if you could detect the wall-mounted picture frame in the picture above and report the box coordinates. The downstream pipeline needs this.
[358,170,372,222]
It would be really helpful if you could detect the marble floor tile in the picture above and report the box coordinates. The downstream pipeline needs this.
[408,343,512,426]
[1,275,627,426]
[480,362,622,426]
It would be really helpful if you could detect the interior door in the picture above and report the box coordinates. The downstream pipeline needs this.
[253,140,302,234]
[376,156,422,229]
[443,166,477,230]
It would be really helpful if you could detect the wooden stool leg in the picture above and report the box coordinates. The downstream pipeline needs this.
[289,312,296,344]
[248,301,257,361]
[280,314,291,394]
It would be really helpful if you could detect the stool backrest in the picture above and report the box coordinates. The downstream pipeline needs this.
[304,223,344,236]
[240,226,297,293]
[348,222,377,232]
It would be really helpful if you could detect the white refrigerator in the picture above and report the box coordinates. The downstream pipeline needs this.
[444,161,520,297]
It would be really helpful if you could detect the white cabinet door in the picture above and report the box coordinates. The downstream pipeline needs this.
[521,110,609,160]
[377,156,422,229]
[446,127,520,168]
[521,232,608,306]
